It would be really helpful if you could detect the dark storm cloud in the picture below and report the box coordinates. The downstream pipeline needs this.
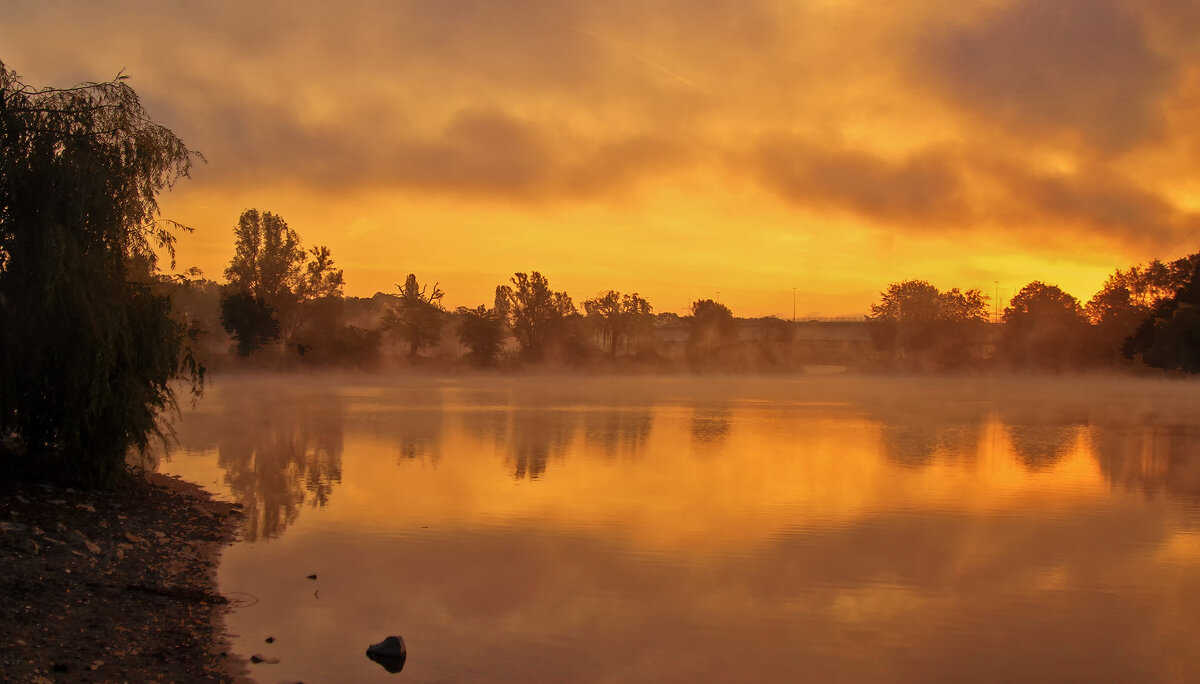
[749,133,1199,249]
[750,136,971,226]
[919,0,1177,152]
[160,89,687,200]
[984,161,1200,248]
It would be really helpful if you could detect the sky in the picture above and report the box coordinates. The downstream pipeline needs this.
[4,0,1200,317]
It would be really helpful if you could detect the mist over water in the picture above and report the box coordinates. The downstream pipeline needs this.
[161,373,1200,683]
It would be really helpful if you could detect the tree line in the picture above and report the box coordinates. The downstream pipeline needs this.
[174,205,1200,375]
[170,208,815,369]
[187,209,668,368]
[866,254,1200,372]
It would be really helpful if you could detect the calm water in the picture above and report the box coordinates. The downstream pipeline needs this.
[160,374,1200,683]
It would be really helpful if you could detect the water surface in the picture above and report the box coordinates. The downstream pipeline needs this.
[161,374,1200,683]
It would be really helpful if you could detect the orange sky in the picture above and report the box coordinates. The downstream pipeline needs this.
[5,0,1200,316]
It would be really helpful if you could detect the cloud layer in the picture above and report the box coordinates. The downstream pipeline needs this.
[4,0,1200,309]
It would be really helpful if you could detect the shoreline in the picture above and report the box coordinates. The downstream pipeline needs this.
[0,469,249,682]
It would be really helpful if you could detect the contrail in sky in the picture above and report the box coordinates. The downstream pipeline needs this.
[577,24,702,90]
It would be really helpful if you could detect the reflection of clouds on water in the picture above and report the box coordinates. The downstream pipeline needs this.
[287,506,1177,684]
[207,388,344,541]
[186,375,1200,683]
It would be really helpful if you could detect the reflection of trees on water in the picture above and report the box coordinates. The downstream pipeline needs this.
[997,405,1088,473]
[389,409,443,463]
[216,392,344,541]
[460,408,510,449]
[880,425,938,468]
[691,406,732,446]
[350,388,445,464]
[508,409,579,480]
[1092,423,1200,503]
[582,408,653,458]
[1006,424,1082,472]
[870,402,986,469]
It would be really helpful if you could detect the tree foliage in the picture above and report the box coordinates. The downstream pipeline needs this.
[583,290,653,357]
[224,209,304,304]
[686,299,737,349]
[220,209,343,351]
[1124,268,1200,373]
[1001,281,1087,369]
[867,280,988,368]
[1085,254,1198,363]
[301,245,346,301]
[219,291,280,356]
[454,285,511,367]
[870,280,988,324]
[384,274,446,359]
[0,63,201,484]
[1086,256,1196,323]
[503,272,576,361]
[456,305,507,366]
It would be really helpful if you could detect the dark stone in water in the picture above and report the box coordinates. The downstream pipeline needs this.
[366,635,407,674]
[250,654,280,664]
[306,574,317,580]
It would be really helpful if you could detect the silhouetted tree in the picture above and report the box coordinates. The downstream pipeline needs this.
[867,280,988,368]
[0,63,201,484]
[583,290,653,357]
[384,274,446,359]
[686,299,737,344]
[1001,281,1087,369]
[1086,254,1198,364]
[456,305,506,366]
[221,209,344,349]
[224,209,304,304]
[502,272,576,361]
[289,294,382,366]
[300,245,346,301]
[684,299,737,364]
[165,275,226,360]
[753,316,795,366]
[1124,267,1200,373]
[219,292,280,356]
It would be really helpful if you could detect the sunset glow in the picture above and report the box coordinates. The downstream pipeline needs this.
[6,0,1200,315]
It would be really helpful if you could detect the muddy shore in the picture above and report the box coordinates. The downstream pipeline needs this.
[0,469,248,683]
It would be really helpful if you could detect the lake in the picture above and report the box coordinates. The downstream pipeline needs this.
[159,373,1200,683]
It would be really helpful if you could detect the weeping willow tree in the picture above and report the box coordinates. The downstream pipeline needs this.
[0,62,202,485]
